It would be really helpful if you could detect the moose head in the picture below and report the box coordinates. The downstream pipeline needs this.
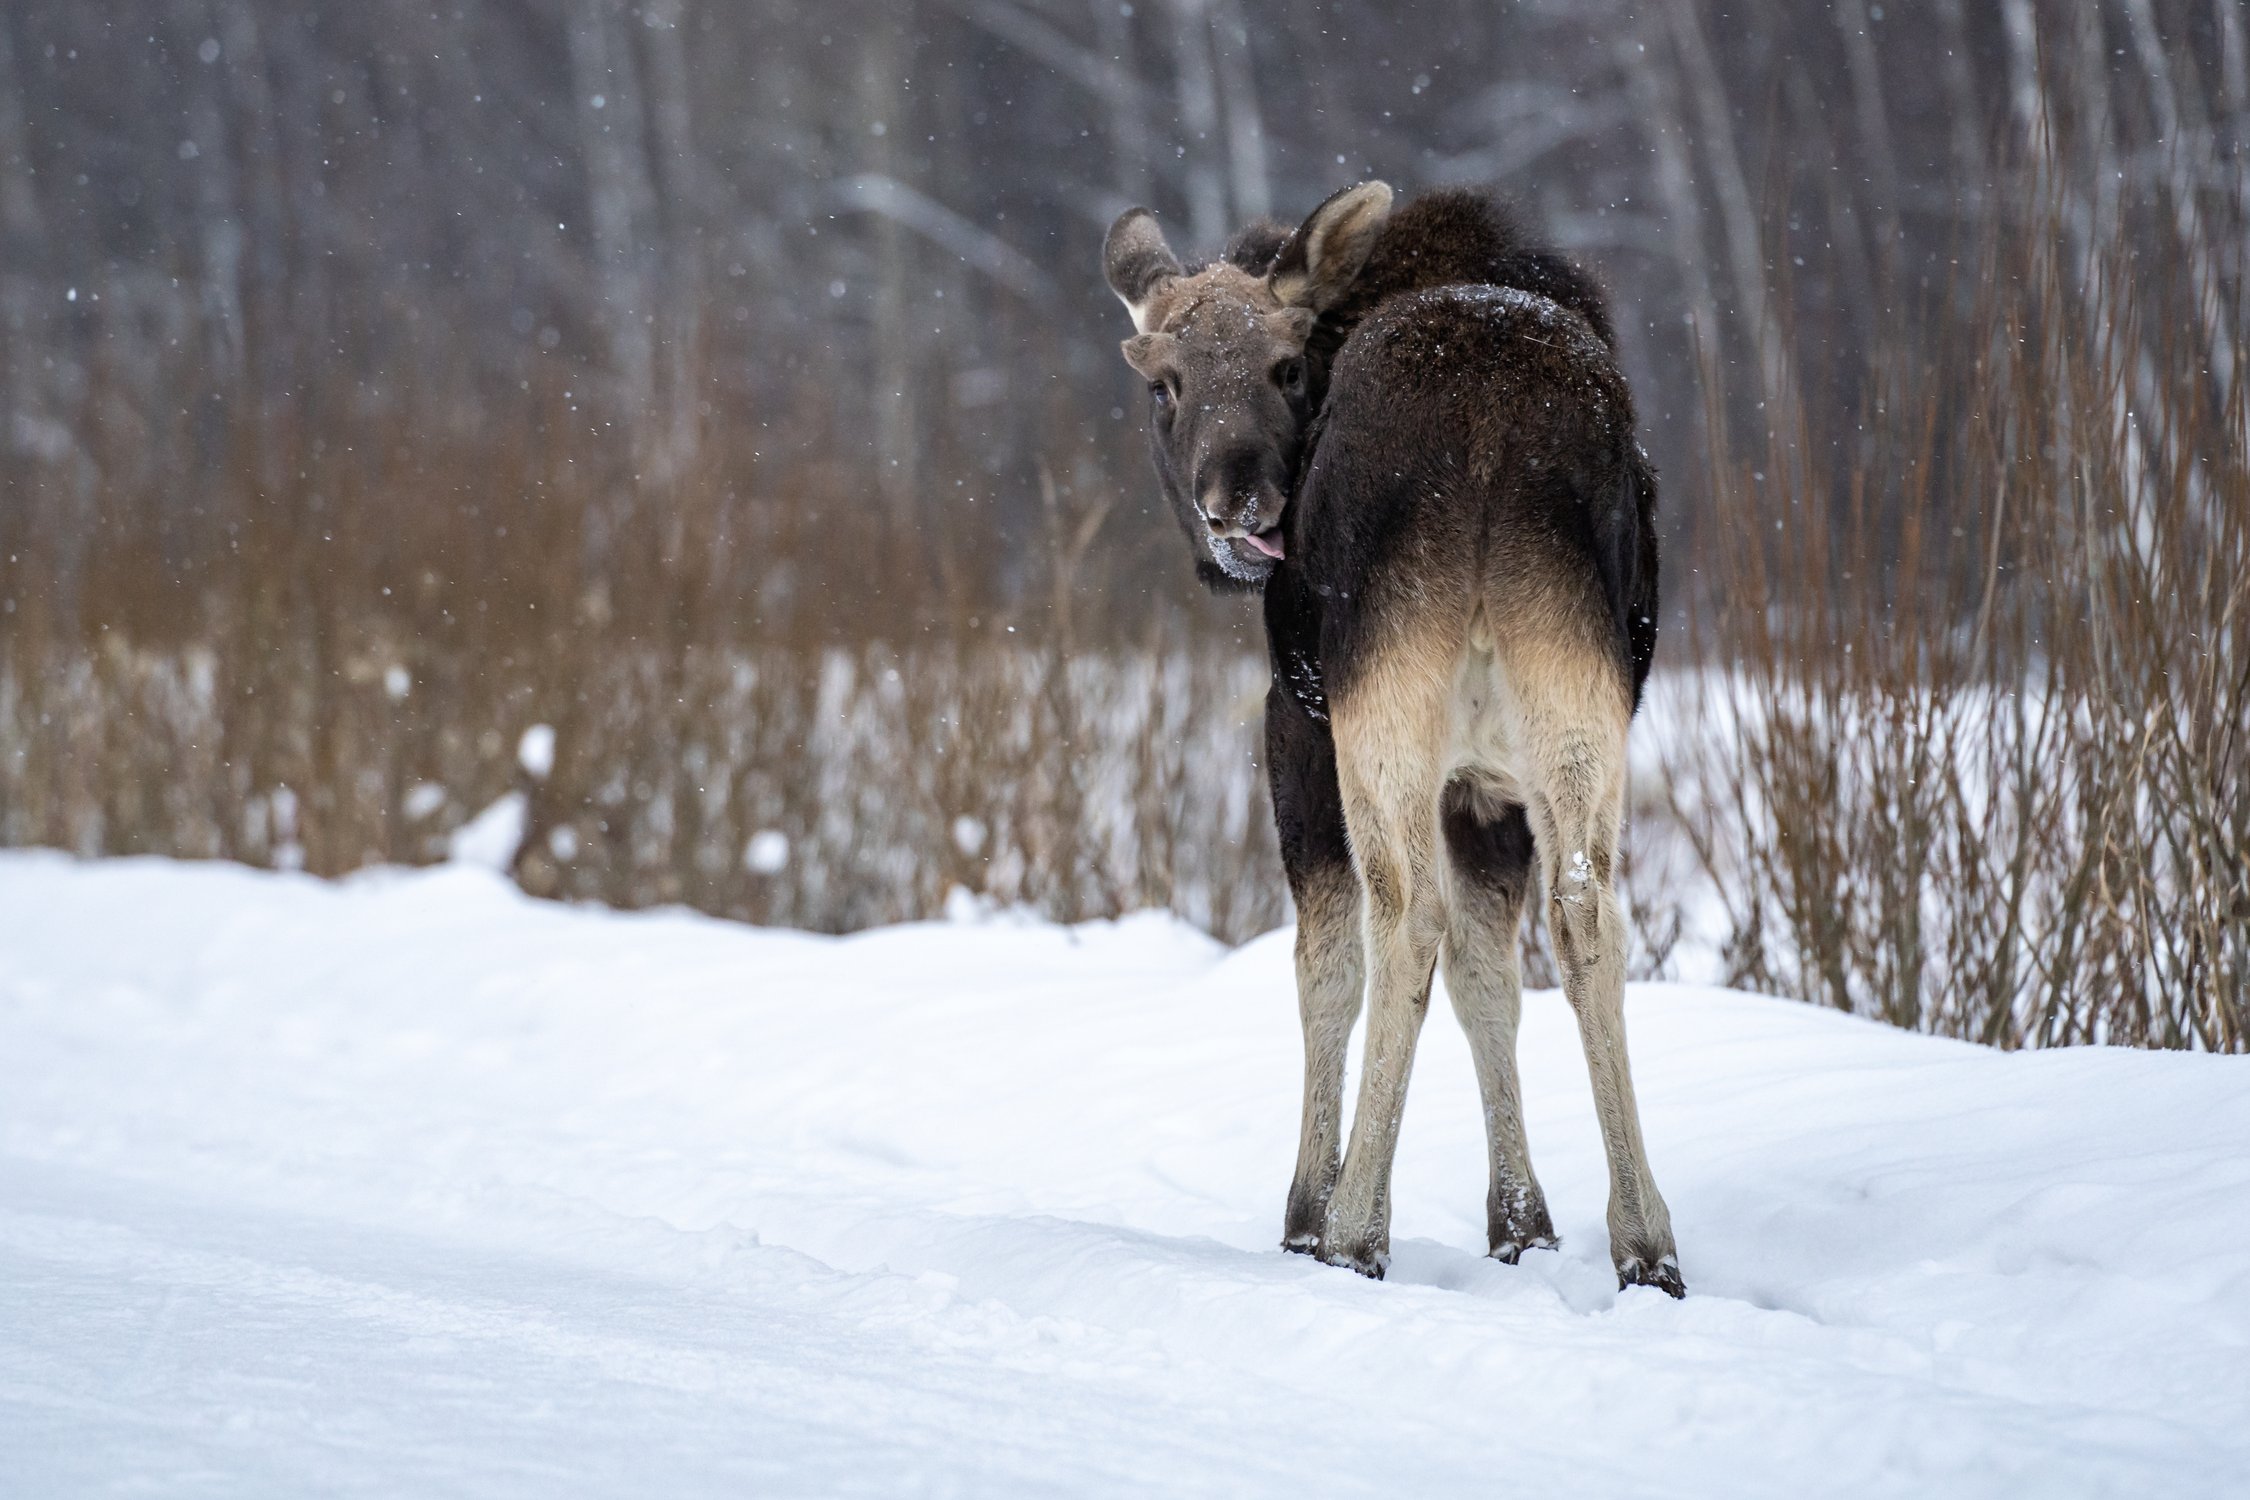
[1103,181,1393,589]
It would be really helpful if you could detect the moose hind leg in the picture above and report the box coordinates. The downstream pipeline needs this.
[1440,781,1556,1263]
[1530,723,1682,1298]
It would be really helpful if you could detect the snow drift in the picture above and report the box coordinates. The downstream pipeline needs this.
[2,851,2245,1496]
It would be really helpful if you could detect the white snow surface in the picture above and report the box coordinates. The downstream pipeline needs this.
[2,852,2246,1497]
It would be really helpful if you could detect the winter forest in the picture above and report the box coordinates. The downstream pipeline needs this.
[2,0,2246,1049]
[7,6,2250,1494]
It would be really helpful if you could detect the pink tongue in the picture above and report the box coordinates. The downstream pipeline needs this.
[1244,529,1285,560]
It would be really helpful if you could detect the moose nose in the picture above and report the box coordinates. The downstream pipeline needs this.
[1200,483,1286,559]
[1200,480,1262,533]
[1202,484,1280,538]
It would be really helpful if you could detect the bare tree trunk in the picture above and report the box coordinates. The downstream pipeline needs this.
[0,8,61,585]
[1093,0,1153,202]
[2068,3,2122,232]
[176,0,246,387]
[2221,0,2250,121]
[1212,0,1270,222]
[642,0,704,486]
[212,0,290,487]
[1278,4,1358,173]
[567,0,660,499]
[859,16,922,586]
[1933,0,1990,213]
[2120,0,2237,404]
[1618,20,1722,376]
[1665,1,1801,446]
[1830,0,1903,275]
[1166,0,1227,246]
[1998,0,2051,164]
[0,15,40,247]
[1784,65,1876,426]
[2218,0,2250,352]
[1616,6,1728,580]
[2029,4,2190,567]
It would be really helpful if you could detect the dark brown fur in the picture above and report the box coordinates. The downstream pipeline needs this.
[1103,185,1679,1295]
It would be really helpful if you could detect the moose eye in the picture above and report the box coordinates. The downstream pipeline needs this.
[1276,358,1307,396]
[1150,381,1174,411]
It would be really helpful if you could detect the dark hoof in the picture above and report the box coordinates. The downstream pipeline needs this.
[1316,1239,1388,1279]
[1488,1234,1557,1266]
[1283,1184,1332,1255]
[1488,1189,1556,1266]
[1617,1253,1685,1298]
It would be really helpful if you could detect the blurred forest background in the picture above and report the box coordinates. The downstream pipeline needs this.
[1,1,2244,1047]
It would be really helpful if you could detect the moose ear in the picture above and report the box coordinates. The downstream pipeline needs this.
[1270,181,1393,312]
[1103,207,1183,332]
[1120,331,1175,379]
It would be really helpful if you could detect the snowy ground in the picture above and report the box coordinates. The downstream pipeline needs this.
[3,852,2246,1497]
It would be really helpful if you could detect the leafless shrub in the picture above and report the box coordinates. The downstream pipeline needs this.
[0,627,1293,940]
[1662,157,2249,1051]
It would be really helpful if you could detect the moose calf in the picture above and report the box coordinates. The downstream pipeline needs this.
[1102,183,1681,1295]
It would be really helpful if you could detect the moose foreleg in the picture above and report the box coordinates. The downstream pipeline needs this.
[1283,865,1363,1251]
[1267,687,1364,1253]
